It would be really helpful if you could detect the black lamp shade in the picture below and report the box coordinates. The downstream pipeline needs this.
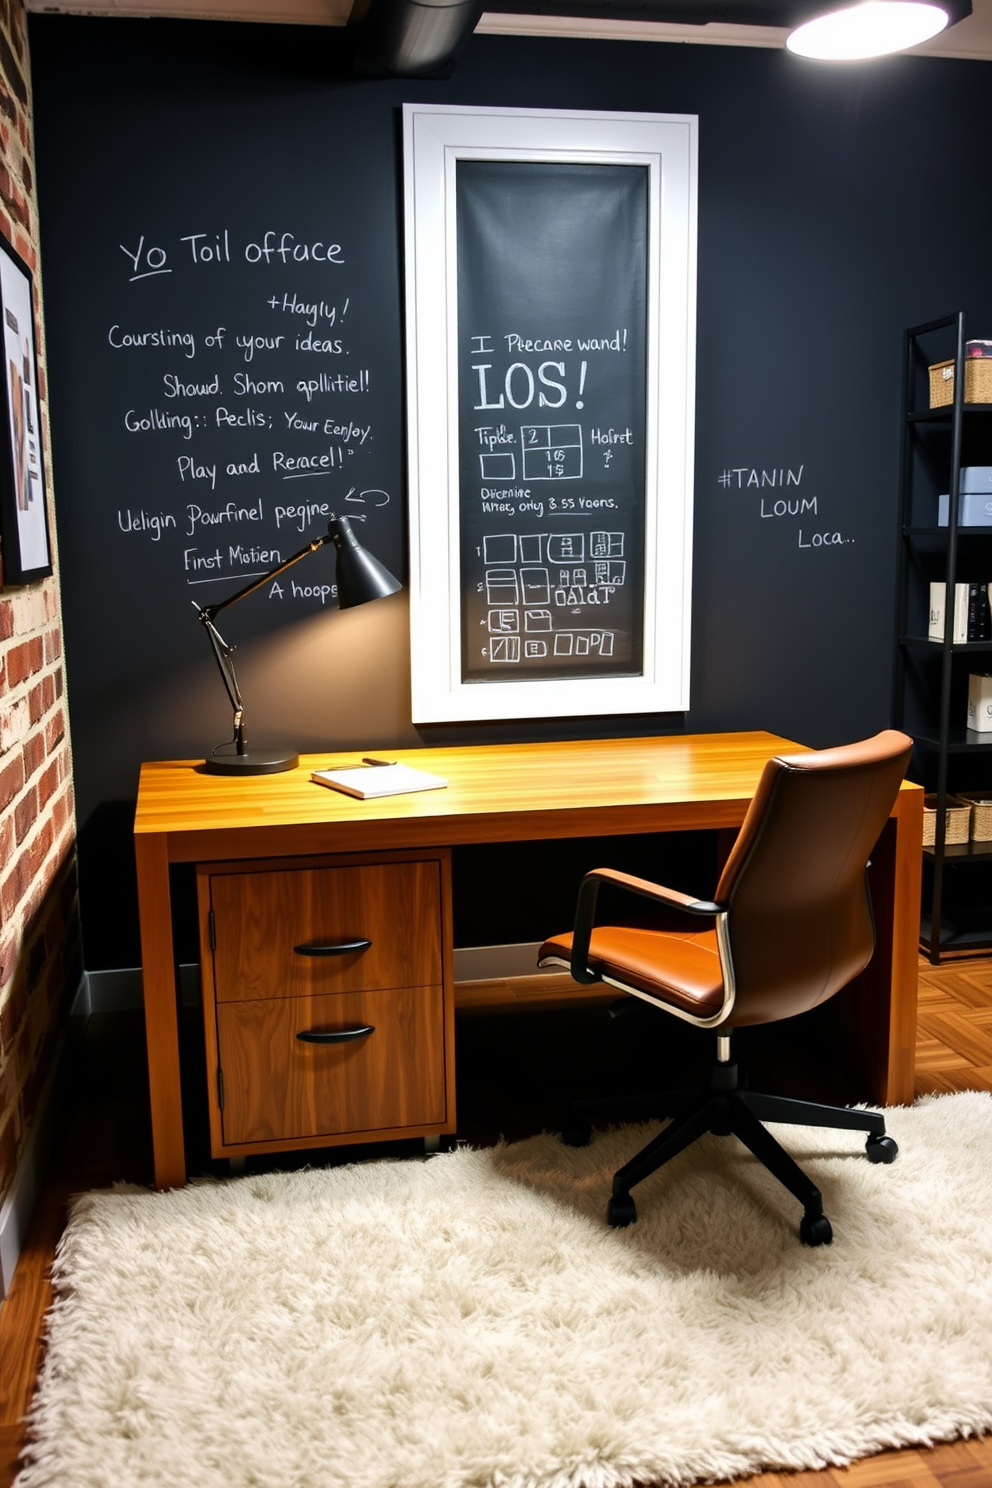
[332,516,402,608]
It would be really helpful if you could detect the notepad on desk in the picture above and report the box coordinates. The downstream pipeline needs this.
[311,763,448,800]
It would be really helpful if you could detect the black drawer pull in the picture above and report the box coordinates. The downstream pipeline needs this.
[293,938,372,957]
[296,1024,375,1044]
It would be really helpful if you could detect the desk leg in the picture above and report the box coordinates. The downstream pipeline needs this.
[833,792,923,1106]
[135,834,186,1189]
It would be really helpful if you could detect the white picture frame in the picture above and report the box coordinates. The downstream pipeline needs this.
[403,103,697,723]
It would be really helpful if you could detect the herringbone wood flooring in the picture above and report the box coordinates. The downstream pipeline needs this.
[3,963,992,1488]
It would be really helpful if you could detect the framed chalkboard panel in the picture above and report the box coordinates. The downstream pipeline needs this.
[403,104,697,723]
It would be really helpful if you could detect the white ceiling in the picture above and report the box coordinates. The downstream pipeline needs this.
[24,0,992,60]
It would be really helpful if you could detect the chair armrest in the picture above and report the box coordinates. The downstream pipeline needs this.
[569,867,727,985]
[580,867,724,916]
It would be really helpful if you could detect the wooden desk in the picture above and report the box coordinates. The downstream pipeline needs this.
[134,732,924,1189]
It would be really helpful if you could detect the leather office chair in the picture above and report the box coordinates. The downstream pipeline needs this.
[537,730,914,1246]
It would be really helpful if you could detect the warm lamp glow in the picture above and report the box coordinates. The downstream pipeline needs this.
[786,0,948,58]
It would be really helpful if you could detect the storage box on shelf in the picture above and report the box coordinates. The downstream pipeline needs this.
[929,343,992,407]
[922,794,972,847]
[937,469,992,528]
[968,672,992,732]
[928,582,992,642]
[958,794,992,842]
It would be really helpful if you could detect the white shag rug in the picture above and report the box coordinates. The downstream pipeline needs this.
[16,1091,992,1488]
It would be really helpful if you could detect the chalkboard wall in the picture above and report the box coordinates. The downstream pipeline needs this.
[28,14,992,967]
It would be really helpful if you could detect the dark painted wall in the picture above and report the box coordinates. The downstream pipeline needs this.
[28,16,992,966]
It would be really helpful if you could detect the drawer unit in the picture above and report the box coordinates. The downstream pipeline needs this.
[216,984,446,1146]
[197,849,455,1159]
[208,859,442,1001]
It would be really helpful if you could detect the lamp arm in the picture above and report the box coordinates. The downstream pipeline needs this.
[200,615,243,713]
[197,529,334,625]
[194,524,337,760]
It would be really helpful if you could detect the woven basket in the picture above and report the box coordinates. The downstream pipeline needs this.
[922,794,972,846]
[929,358,992,408]
[958,794,992,841]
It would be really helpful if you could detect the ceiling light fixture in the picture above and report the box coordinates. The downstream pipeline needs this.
[786,0,950,58]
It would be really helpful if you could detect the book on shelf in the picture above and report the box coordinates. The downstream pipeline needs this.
[970,583,992,641]
[929,581,992,642]
[311,762,448,799]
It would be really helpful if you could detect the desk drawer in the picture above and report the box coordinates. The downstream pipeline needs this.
[206,860,442,1002]
[216,984,447,1146]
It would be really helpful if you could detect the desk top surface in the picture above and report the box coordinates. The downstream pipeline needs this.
[135,731,806,837]
[134,730,922,860]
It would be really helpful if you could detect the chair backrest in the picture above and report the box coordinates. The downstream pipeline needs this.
[714,730,913,1027]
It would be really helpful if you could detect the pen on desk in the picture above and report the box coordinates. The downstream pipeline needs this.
[362,756,397,766]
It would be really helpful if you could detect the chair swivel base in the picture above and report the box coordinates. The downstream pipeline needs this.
[563,1062,897,1246]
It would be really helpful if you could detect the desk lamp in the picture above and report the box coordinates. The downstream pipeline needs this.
[195,514,401,776]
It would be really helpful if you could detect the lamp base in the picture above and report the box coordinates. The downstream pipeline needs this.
[203,748,300,776]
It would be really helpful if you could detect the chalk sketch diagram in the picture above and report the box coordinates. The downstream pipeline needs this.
[547,533,585,563]
[486,569,520,605]
[553,631,616,657]
[490,636,521,663]
[487,609,519,632]
[520,424,583,480]
[480,452,516,479]
[524,609,553,632]
[483,534,516,564]
[590,531,624,558]
[521,568,551,604]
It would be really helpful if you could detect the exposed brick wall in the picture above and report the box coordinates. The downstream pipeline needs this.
[0,0,79,1214]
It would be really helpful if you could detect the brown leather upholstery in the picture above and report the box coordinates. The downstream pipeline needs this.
[716,729,913,1026]
[539,925,724,1015]
[538,730,913,1029]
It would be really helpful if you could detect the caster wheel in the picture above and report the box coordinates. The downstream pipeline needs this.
[799,1213,833,1247]
[607,1193,637,1228]
[562,1122,592,1148]
[866,1134,898,1164]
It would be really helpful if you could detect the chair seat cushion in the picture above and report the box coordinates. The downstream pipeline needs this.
[538,926,725,1015]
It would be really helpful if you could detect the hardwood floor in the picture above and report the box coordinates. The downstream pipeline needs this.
[915,962,992,1095]
[2,963,992,1488]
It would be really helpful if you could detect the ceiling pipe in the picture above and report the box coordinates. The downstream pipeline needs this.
[349,0,487,76]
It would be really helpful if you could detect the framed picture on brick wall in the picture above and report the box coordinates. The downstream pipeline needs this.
[0,231,51,584]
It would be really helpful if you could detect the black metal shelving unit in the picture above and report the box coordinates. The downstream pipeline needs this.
[894,313,992,961]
